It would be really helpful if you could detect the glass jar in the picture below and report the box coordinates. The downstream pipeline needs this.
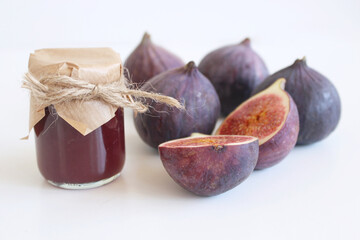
[34,105,125,189]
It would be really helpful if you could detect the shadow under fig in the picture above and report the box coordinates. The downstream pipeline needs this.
[132,157,200,200]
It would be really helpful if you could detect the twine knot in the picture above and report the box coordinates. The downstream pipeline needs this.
[91,85,100,97]
[22,73,184,113]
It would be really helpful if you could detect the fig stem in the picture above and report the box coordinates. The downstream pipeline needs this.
[141,32,151,43]
[294,57,307,66]
[240,38,251,46]
[184,61,197,73]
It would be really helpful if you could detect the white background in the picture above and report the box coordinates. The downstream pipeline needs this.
[1,0,359,239]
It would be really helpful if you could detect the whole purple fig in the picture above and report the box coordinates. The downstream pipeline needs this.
[252,58,341,145]
[198,38,269,116]
[125,33,184,87]
[134,61,221,148]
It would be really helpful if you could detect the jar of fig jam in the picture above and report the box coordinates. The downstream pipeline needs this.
[24,48,128,189]
[34,106,125,189]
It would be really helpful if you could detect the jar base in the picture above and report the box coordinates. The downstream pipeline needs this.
[47,172,121,190]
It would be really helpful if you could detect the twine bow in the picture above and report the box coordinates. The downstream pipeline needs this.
[22,73,184,113]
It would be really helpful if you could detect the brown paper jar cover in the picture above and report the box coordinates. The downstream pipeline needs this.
[28,48,123,136]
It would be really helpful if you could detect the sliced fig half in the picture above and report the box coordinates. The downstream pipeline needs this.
[216,78,299,170]
[158,135,259,197]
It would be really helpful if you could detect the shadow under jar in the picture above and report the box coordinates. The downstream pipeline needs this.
[34,106,125,189]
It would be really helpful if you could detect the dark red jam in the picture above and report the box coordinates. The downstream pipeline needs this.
[34,106,125,185]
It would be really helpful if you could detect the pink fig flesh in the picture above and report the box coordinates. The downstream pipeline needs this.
[158,135,259,196]
[217,78,299,170]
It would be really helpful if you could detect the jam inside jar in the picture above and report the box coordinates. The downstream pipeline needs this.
[34,106,125,189]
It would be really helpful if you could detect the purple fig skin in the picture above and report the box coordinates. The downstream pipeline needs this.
[158,136,259,196]
[256,93,299,170]
[124,33,184,88]
[134,61,221,148]
[198,38,269,116]
[252,59,341,145]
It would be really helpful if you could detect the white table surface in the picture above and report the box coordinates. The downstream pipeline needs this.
[1,0,359,239]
